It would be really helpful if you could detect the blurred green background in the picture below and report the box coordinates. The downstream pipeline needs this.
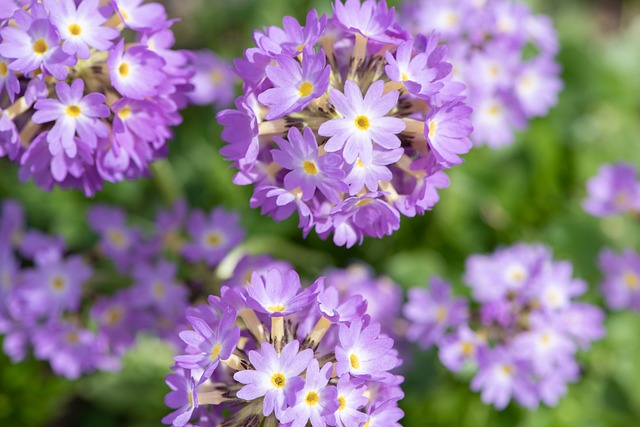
[1,0,640,426]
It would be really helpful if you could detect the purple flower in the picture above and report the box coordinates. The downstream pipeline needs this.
[319,80,405,165]
[364,399,404,427]
[181,208,245,267]
[470,346,538,410]
[22,255,92,319]
[344,147,403,195]
[0,4,72,80]
[259,47,330,120]
[0,55,21,102]
[255,9,327,56]
[404,277,468,348]
[45,0,119,59]
[335,317,398,381]
[333,0,396,43]
[186,50,235,107]
[280,359,339,427]
[175,308,240,381]
[438,325,485,372]
[162,369,198,426]
[107,40,166,100]
[424,102,473,166]
[327,375,369,427]
[32,79,110,157]
[271,126,348,202]
[0,109,21,161]
[32,321,97,379]
[131,261,188,314]
[599,248,640,311]
[112,0,167,31]
[246,267,319,317]
[583,163,640,217]
[234,341,314,419]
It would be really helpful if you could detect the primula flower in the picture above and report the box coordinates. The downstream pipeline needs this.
[32,321,97,379]
[583,163,640,217]
[280,359,339,427]
[162,369,199,427]
[235,341,314,419]
[163,265,405,426]
[175,308,240,380]
[271,126,348,202]
[32,79,110,157]
[217,0,473,246]
[246,268,320,317]
[0,0,206,195]
[181,208,245,267]
[319,80,405,165]
[405,243,605,409]
[599,248,640,311]
[401,0,562,147]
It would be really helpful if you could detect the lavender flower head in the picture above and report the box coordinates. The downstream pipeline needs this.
[0,0,204,195]
[583,163,640,217]
[165,264,404,426]
[217,0,473,247]
[404,243,604,409]
[401,0,562,148]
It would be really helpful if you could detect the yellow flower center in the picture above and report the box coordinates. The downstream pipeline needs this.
[349,353,360,370]
[51,276,66,291]
[541,334,551,345]
[302,160,318,175]
[305,391,319,406]
[188,391,194,407]
[338,396,346,411]
[106,308,122,325]
[271,373,286,388]
[489,64,500,77]
[623,272,639,289]
[210,342,222,359]
[428,120,437,139]
[487,104,502,116]
[461,341,474,356]
[210,70,223,84]
[401,72,409,81]
[68,23,82,36]
[108,229,126,248]
[66,331,79,344]
[354,115,370,131]
[435,307,447,322]
[298,81,314,97]
[153,282,165,298]
[501,364,513,375]
[356,158,365,168]
[118,106,132,120]
[65,105,82,118]
[118,62,130,77]
[267,304,286,313]
[363,420,371,427]
[206,232,222,246]
[0,62,7,77]
[33,38,48,55]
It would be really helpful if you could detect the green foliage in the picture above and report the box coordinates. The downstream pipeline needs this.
[1,1,639,426]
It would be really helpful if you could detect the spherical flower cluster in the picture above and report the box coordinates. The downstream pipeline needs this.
[164,265,405,426]
[599,248,640,311]
[0,0,200,195]
[0,199,245,379]
[401,0,562,148]
[583,163,640,217]
[404,243,604,409]
[217,0,473,247]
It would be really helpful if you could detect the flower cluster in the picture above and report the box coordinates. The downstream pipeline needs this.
[217,0,473,247]
[0,199,245,379]
[404,243,604,409]
[164,264,404,426]
[401,0,562,148]
[0,0,210,195]
[583,163,640,217]
[599,249,640,311]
